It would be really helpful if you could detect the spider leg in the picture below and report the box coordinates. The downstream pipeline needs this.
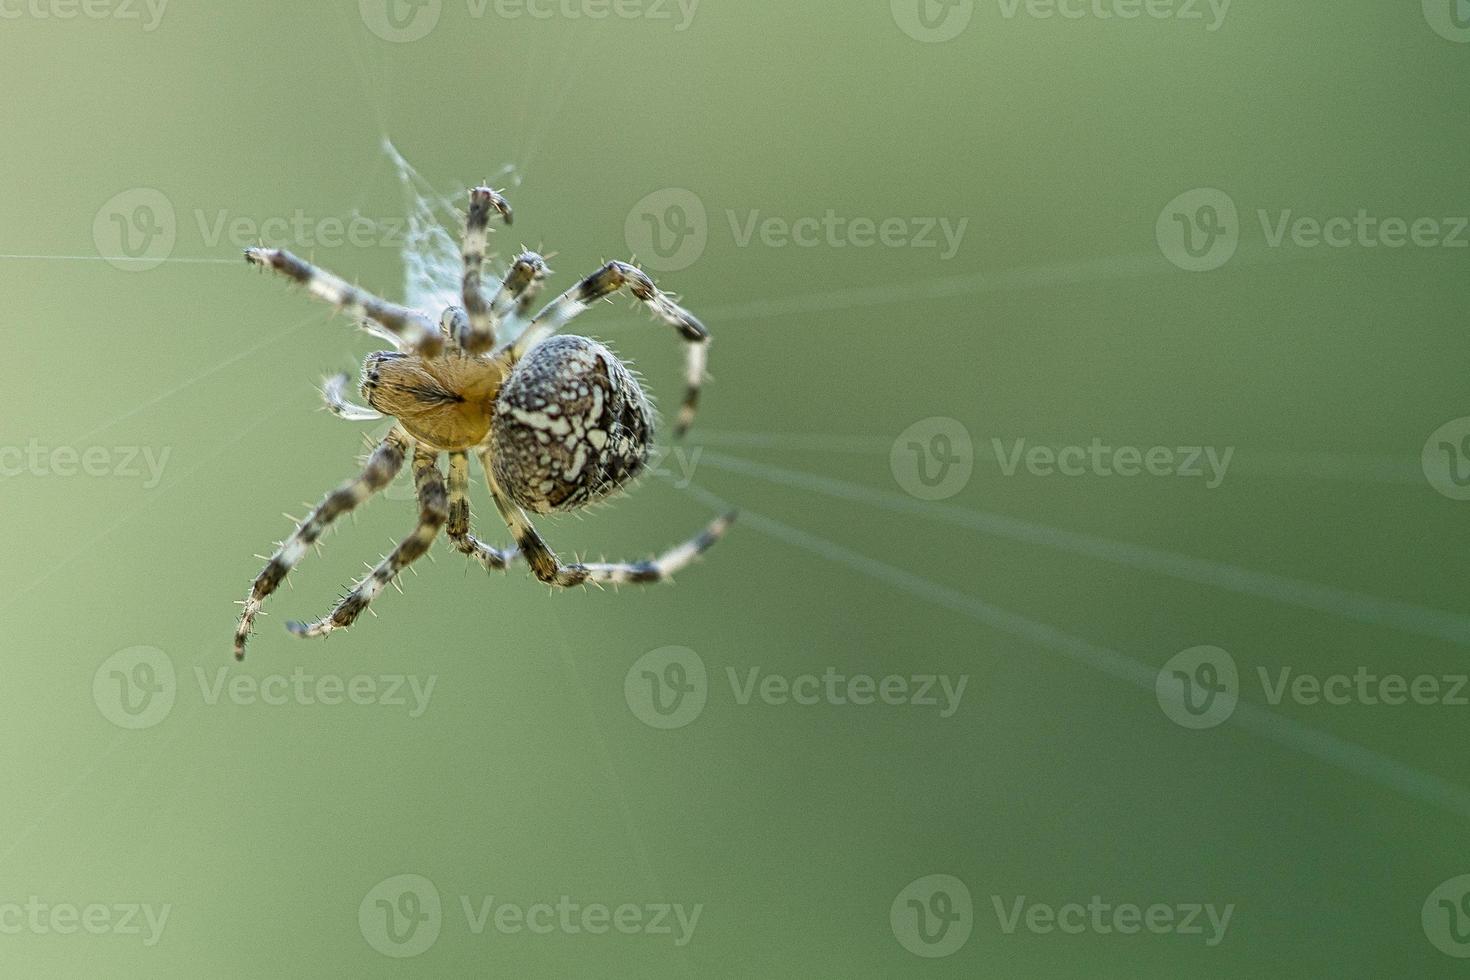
[234,428,410,659]
[321,373,383,421]
[445,450,519,571]
[457,186,514,355]
[287,447,449,639]
[479,454,734,587]
[244,247,443,357]
[449,251,550,354]
[510,261,709,436]
[487,250,551,342]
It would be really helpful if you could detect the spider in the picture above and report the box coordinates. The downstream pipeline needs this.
[232,184,734,659]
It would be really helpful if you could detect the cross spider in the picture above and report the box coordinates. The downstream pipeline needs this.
[232,185,733,659]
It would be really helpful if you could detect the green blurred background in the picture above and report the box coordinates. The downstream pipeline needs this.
[2,0,1469,975]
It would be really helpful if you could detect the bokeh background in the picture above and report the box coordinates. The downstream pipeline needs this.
[2,1,1469,975]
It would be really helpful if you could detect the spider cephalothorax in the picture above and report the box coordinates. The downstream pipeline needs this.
[231,185,732,659]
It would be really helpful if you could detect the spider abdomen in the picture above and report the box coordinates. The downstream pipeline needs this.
[491,335,653,514]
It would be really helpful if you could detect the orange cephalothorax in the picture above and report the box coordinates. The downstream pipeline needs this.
[361,349,506,451]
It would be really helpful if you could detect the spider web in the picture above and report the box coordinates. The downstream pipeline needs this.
[372,138,524,341]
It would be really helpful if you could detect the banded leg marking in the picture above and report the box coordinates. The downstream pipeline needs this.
[244,247,443,357]
[234,429,409,659]
[446,451,518,571]
[459,186,514,355]
[286,448,449,639]
[481,455,734,588]
[513,261,710,436]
